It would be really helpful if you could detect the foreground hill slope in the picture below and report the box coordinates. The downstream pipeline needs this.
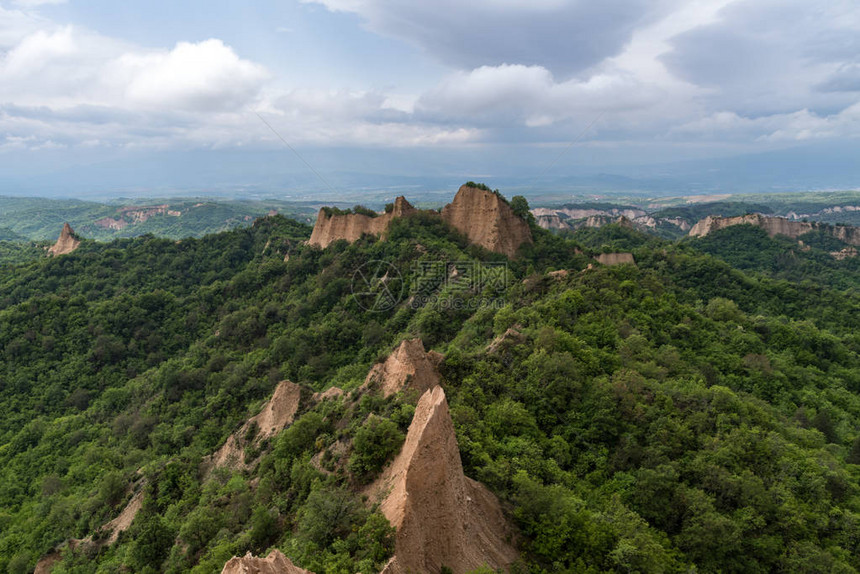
[0,190,858,573]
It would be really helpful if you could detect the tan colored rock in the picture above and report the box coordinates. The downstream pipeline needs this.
[441,185,533,258]
[312,386,344,401]
[363,339,441,399]
[309,197,416,248]
[689,214,860,245]
[101,488,144,545]
[254,380,303,440]
[831,246,858,260]
[221,550,312,574]
[594,252,636,266]
[34,552,61,574]
[48,223,81,256]
[366,386,518,574]
[210,380,303,470]
[533,213,570,230]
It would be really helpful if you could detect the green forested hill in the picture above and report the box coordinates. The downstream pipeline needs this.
[0,196,317,242]
[0,203,859,573]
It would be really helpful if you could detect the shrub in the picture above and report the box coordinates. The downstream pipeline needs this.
[348,416,404,481]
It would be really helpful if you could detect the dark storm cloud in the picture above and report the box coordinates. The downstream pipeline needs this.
[306,0,675,77]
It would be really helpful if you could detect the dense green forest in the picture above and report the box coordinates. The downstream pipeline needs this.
[0,194,859,573]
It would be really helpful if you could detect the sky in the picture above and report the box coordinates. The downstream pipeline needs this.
[0,0,859,197]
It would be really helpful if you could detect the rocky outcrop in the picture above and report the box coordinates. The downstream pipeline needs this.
[363,339,441,398]
[35,479,146,572]
[101,488,144,545]
[831,246,858,260]
[532,213,569,230]
[689,214,860,245]
[221,550,312,574]
[532,206,646,221]
[533,207,695,235]
[312,386,344,401]
[441,185,533,258]
[366,386,518,574]
[310,185,533,258]
[594,252,636,266]
[209,380,303,470]
[48,223,80,256]
[309,197,416,248]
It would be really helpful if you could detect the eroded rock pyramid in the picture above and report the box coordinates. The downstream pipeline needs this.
[367,386,518,574]
[48,223,81,256]
[363,339,441,398]
[209,380,303,470]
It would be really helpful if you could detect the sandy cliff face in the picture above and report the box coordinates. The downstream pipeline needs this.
[441,185,533,258]
[309,196,415,248]
[48,223,81,256]
[689,214,860,245]
[363,339,441,399]
[367,386,518,574]
[221,550,311,574]
[209,380,303,470]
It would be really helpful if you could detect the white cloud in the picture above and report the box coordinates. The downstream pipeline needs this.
[2,0,860,158]
[115,39,270,112]
[0,4,47,47]
[672,104,860,142]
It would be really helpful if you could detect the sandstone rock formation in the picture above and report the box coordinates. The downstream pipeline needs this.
[532,206,646,221]
[363,339,441,398]
[209,380,302,470]
[441,185,533,258]
[101,488,144,545]
[48,223,81,256]
[532,207,694,235]
[35,480,146,572]
[312,386,344,401]
[366,386,518,574]
[689,214,860,245]
[221,550,312,574]
[594,252,636,266]
[309,197,416,248]
[831,246,858,260]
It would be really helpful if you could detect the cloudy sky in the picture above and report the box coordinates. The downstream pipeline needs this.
[0,0,859,196]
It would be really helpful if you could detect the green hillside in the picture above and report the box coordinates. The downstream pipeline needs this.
[0,197,317,242]
[0,197,859,573]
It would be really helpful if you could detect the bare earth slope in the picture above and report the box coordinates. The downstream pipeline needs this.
[441,185,533,258]
[367,386,518,574]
